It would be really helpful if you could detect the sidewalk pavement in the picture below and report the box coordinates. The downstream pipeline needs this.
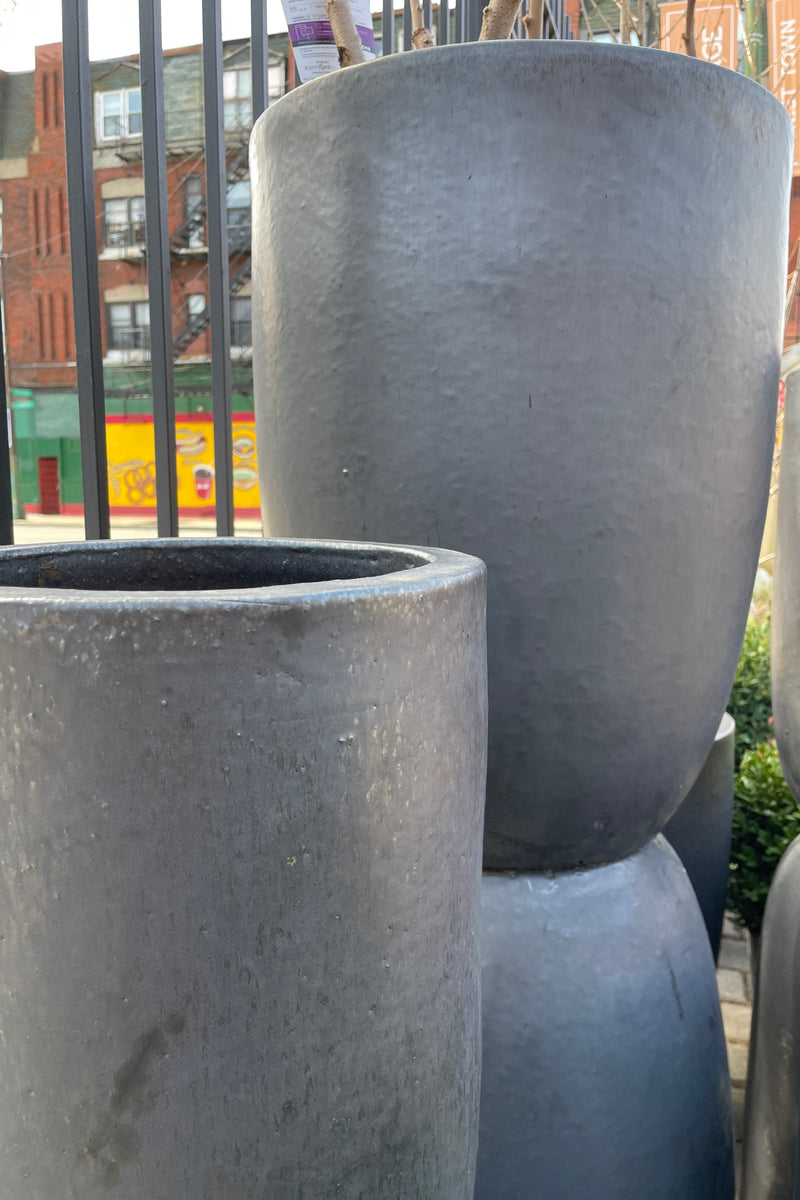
[10,513,264,545]
[8,516,757,1189]
[718,915,753,1193]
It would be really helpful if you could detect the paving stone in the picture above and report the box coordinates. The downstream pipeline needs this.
[728,1041,750,1087]
[722,1001,753,1044]
[718,937,752,972]
[731,1085,746,1142]
[723,914,746,941]
[718,967,747,1004]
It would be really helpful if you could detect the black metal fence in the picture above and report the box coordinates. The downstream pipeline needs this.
[0,0,573,544]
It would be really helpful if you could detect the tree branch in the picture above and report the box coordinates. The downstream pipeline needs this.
[327,0,366,66]
[522,0,544,38]
[683,0,697,56]
[410,0,435,46]
[479,0,524,40]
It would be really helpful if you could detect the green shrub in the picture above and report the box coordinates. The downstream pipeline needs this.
[728,615,773,771]
[727,740,800,935]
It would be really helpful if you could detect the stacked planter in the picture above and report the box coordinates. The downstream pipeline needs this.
[743,360,800,1199]
[251,41,791,1197]
[0,539,487,1199]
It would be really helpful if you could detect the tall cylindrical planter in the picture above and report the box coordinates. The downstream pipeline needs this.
[251,39,790,1198]
[773,360,800,801]
[0,539,487,1200]
[740,836,800,1200]
[745,358,800,1199]
[664,712,736,962]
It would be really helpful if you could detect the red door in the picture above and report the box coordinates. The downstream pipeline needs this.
[37,457,60,515]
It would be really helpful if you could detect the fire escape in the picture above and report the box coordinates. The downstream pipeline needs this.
[171,144,252,359]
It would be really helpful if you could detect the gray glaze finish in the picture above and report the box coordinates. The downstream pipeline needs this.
[773,366,800,800]
[0,539,487,1200]
[664,712,735,961]
[477,839,734,1200]
[251,40,791,870]
[741,835,800,1200]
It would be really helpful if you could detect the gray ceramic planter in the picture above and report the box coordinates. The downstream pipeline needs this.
[664,711,735,961]
[251,39,791,871]
[0,539,487,1200]
[741,835,800,1200]
[747,360,800,1199]
[773,362,800,800]
[478,838,733,1200]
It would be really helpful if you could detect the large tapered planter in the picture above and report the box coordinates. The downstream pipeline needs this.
[251,40,791,871]
[0,539,487,1200]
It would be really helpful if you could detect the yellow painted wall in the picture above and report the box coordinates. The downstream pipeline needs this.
[105,416,260,513]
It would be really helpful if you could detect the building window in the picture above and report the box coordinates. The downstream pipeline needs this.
[106,301,150,350]
[230,297,251,348]
[183,175,205,249]
[96,88,142,142]
[103,196,145,249]
[226,179,251,253]
[187,293,207,337]
[223,67,252,132]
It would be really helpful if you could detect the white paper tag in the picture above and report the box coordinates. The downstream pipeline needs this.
[280,0,376,82]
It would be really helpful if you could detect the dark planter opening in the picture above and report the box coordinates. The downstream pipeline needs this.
[0,539,428,592]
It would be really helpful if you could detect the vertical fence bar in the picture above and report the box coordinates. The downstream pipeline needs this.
[62,0,110,539]
[140,0,179,536]
[202,0,234,536]
[383,0,395,53]
[438,0,449,45]
[453,0,466,43]
[251,0,268,121]
[422,0,433,31]
[0,322,14,545]
[403,0,413,49]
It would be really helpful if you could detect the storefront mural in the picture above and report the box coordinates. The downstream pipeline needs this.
[105,414,261,515]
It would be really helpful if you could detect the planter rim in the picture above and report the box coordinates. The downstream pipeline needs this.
[0,537,485,610]
[254,38,790,137]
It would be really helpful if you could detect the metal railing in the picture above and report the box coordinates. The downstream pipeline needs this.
[0,0,573,543]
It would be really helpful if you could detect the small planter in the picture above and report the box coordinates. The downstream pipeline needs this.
[664,712,735,961]
[0,538,487,1200]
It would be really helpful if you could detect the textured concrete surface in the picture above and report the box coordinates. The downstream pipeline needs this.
[717,916,753,1196]
[252,40,791,870]
[0,537,487,1198]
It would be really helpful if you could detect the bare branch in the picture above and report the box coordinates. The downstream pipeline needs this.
[584,0,620,41]
[410,0,435,45]
[683,0,697,56]
[522,0,544,38]
[327,0,366,66]
[620,0,633,43]
[479,0,524,40]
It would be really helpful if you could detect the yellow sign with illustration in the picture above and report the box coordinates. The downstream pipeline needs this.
[105,415,261,514]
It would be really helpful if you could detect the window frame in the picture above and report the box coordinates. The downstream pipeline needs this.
[105,300,151,352]
[102,196,146,250]
[95,87,143,144]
